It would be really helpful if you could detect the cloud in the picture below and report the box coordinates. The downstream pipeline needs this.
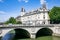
[0,11,5,14]
[18,0,29,3]
[0,0,3,2]
[23,0,28,3]
[40,0,46,4]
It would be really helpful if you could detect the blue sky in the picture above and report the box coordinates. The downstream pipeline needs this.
[0,0,60,22]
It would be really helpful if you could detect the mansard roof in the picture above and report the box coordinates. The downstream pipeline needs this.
[16,16,21,19]
[16,8,48,18]
[22,8,48,17]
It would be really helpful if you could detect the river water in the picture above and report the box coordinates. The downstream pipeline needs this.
[1,33,15,40]
[1,33,60,40]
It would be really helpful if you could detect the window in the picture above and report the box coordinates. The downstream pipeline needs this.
[38,16,40,19]
[28,17,29,18]
[43,14,45,19]
[43,21,45,24]
[42,21,45,24]
[0,30,2,34]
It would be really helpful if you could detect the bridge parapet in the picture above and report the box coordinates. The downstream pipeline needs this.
[0,24,60,38]
[0,24,60,27]
[53,24,60,27]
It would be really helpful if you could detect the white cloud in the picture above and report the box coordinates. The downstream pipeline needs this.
[40,0,46,4]
[0,11,5,14]
[18,0,29,3]
[23,0,28,3]
[0,0,3,2]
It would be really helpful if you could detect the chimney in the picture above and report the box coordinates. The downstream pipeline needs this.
[21,7,25,12]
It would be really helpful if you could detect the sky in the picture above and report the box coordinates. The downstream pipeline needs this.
[0,0,60,22]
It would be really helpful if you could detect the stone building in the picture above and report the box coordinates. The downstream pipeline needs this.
[16,1,50,25]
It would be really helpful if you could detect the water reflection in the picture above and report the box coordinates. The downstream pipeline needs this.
[36,36,60,40]
[2,33,15,40]
[53,36,60,40]
[1,33,60,40]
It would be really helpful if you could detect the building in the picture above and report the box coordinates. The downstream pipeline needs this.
[16,1,50,25]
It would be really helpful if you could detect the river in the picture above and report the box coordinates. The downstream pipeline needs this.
[1,33,15,40]
[0,33,60,40]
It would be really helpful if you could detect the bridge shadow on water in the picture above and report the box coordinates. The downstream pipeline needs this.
[2,28,53,40]
[36,28,53,38]
[13,28,53,40]
[12,29,30,40]
[2,28,30,40]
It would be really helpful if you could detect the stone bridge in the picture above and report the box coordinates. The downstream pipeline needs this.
[0,24,60,38]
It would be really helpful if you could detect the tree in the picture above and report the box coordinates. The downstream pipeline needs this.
[5,17,22,24]
[49,6,60,24]
[16,21,22,24]
[5,17,16,24]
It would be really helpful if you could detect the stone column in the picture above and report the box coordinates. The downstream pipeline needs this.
[30,33,36,38]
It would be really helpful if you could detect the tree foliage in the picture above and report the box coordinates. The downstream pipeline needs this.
[5,17,16,24]
[16,21,22,24]
[49,6,60,24]
[5,17,22,24]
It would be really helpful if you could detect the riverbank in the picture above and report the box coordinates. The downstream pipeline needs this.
[0,36,60,40]
[12,36,60,40]
[53,33,60,37]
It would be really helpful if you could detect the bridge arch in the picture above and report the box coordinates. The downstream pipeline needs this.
[2,28,30,40]
[13,28,30,39]
[36,28,53,38]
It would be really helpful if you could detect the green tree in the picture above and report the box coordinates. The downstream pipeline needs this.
[49,6,60,24]
[16,21,22,24]
[5,17,16,24]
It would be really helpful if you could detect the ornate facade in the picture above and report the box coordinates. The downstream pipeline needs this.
[16,2,50,25]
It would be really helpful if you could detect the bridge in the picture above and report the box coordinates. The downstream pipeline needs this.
[0,24,60,39]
